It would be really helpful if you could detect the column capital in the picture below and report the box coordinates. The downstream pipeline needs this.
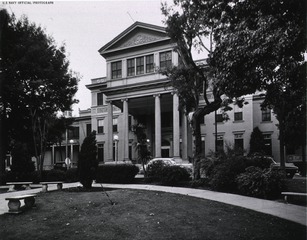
[153,94,160,98]
[171,91,178,96]
[106,100,112,104]
[121,98,129,102]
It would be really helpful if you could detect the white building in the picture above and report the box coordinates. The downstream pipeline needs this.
[45,22,283,169]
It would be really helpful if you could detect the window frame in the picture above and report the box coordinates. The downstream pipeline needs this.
[146,54,154,73]
[111,61,122,79]
[159,51,172,70]
[127,58,135,77]
[136,56,144,75]
[97,119,104,134]
[262,108,271,122]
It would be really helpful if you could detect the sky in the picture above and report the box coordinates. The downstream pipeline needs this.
[3,0,176,116]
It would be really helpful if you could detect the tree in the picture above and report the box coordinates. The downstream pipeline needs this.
[161,0,244,179]
[162,0,305,174]
[78,131,98,189]
[249,127,266,155]
[1,12,79,175]
[132,122,151,177]
[209,0,305,169]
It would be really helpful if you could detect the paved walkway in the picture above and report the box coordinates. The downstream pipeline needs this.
[0,182,306,226]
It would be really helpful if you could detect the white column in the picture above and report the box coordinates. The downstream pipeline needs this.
[122,99,129,161]
[173,93,180,160]
[107,101,113,162]
[155,94,161,158]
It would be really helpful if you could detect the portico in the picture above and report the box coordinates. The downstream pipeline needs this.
[104,92,189,163]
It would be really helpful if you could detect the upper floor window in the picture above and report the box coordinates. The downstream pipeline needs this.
[97,92,104,106]
[216,114,224,123]
[136,56,144,75]
[111,61,122,79]
[98,119,104,134]
[68,126,79,139]
[127,58,135,76]
[234,112,243,121]
[262,108,271,122]
[146,54,154,73]
[160,51,172,70]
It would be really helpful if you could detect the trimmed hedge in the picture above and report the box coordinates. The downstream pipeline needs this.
[95,164,139,183]
[161,165,191,185]
[2,168,79,183]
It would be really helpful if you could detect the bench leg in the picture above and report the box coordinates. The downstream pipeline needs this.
[42,184,48,192]
[57,183,63,190]
[7,199,22,214]
[7,185,16,192]
[24,197,36,208]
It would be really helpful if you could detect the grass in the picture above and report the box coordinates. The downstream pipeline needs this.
[0,187,306,240]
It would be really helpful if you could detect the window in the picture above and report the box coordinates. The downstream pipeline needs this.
[262,108,271,121]
[136,56,144,75]
[234,112,243,121]
[127,58,135,76]
[234,133,244,152]
[159,51,172,70]
[111,61,122,79]
[216,135,224,152]
[263,134,272,155]
[216,114,223,123]
[97,144,104,163]
[97,92,104,106]
[146,54,154,73]
[86,124,91,137]
[98,119,104,134]
[68,127,79,139]
[113,118,118,132]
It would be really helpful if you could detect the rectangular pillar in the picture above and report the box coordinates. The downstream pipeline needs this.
[173,93,180,160]
[122,99,129,161]
[107,101,114,162]
[155,94,161,158]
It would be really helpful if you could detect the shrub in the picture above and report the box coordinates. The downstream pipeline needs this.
[146,160,166,181]
[161,166,191,186]
[78,131,98,188]
[208,155,248,193]
[236,166,286,199]
[65,168,79,182]
[246,153,272,169]
[95,164,139,183]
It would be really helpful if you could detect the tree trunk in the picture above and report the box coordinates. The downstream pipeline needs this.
[191,109,204,180]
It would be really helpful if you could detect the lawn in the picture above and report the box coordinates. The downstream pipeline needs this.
[0,188,306,240]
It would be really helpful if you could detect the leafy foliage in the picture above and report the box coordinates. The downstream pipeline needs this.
[78,131,98,188]
[0,10,79,174]
[249,127,266,155]
[161,165,191,186]
[236,166,285,199]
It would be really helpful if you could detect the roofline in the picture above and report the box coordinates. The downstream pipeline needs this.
[98,21,167,54]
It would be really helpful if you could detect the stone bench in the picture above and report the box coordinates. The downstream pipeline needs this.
[5,194,37,214]
[40,182,63,192]
[281,192,307,203]
[6,182,32,192]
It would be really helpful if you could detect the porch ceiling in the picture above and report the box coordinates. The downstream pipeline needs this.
[112,93,173,116]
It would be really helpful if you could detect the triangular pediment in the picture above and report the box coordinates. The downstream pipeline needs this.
[99,22,169,56]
